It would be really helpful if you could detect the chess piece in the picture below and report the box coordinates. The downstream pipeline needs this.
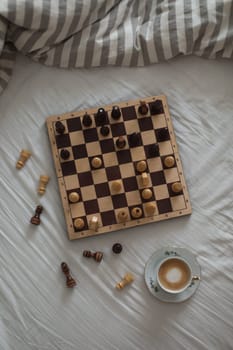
[116,273,134,290]
[138,101,148,115]
[112,243,123,254]
[111,105,121,120]
[157,127,170,141]
[74,218,84,230]
[69,192,80,203]
[117,210,128,223]
[129,132,140,147]
[144,202,156,216]
[136,160,147,173]
[131,207,142,219]
[16,149,31,169]
[55,121,65,134]
[116,136,126,149]
[96,108,107,125]
[111,180,122,193]
[164,156,175,168]
[60,149,70,160]
[83,250,103,262]
[171,182,183,193]
[149,143,160,157]
[38,175,50,195]
[82,113,92,127]
[141,188,153,200]
[100,125,110,136]
[91,157,102,169]
[30,205,43,225]
[150,100,163,115]
[61,262,76,288]
[141,172,149,186]
[89,216,99,231]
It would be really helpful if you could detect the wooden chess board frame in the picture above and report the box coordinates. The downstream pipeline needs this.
[46,95,192,240]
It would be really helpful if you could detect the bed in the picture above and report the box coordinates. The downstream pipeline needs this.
[1,1,233,350]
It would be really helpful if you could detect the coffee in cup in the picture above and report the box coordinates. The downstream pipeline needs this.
[157,256,194,294]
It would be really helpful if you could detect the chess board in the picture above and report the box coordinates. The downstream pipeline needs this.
[46,95,192,240]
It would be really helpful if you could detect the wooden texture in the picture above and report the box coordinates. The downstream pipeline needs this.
[46,95,192,240]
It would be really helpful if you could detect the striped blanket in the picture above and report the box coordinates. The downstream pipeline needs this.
[0,0,233,95]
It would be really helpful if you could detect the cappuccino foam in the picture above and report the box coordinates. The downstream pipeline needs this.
[158,258,191,291]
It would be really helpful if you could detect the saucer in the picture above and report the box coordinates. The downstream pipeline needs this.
[144,246,201,303]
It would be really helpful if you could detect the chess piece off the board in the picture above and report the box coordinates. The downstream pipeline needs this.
[61,262,76,288]
[83,250,103,262]
[30,205,43,225]
[38,175,50,195]
[112,243,123,254]
[16,149,31,169]
[116,273,134,290]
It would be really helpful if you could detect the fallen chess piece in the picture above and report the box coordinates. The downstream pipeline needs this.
[38,175,50,195]
[116,273,134,290]
[16,149,31,169]
[83,250,103,262]
[30,205,43,225]
[61,262,76,288]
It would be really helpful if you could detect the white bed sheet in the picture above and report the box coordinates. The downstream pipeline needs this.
[0,55,233,350]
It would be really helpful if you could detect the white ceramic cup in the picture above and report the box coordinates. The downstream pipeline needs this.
[157,256,199,294]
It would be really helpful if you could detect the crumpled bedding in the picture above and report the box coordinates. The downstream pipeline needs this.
[0,53,233,350]
[0,0,233,94]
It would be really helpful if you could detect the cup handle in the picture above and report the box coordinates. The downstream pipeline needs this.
[192,275,200,281]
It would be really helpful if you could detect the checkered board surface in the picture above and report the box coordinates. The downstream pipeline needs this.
[46,95,192,240]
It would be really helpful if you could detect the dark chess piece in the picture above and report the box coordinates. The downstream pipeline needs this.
[61,262,76,288]
[82,113,92,127]
[111,106,121,120]
[129,132,140,147]
[138,101,148,115]
[96,108,107,125]
[30,205,43,225]
[157,127,170,142]
[100,125,110,136]
[83,250,103,262]
[55,121,65,134]
[149,143,160,157]
[112,243,123,254]
[60,149,70,160]
[116,136,126,149]
[150,100,164,115]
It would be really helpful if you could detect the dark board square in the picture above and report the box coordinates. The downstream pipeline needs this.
[78,171,93,187]
[100,139,115,153]
[73,216,88,232]
[95,182,110,198]
[123,177,138,192]
[121,106,137,121]
[66,117,82,132]
[150,171,166,186]
[56,134,71,148]
[112,193,127,209]
[117,150,132,164]
[138,117,153,131]
[84,199,99,215]
[61,161,76,176]
[127,133,142,147]
[101,210,117,226]
[83,128,98,143]
[149,100,164,115]
[111,123,126,137]
[144,144,160,159]
[155,128,170,142]
[157,198,172,214]
[94,113,109,127]
[106,166,121,181]
[72,144,87,159]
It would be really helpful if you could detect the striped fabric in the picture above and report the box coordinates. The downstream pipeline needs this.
[0,0,233,94]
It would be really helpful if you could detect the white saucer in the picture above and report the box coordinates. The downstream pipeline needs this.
[145,247,201,303]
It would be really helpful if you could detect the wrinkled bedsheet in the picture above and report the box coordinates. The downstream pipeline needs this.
[0,0,233,94]
[0,54,233,350]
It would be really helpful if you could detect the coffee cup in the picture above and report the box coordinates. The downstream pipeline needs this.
[157,256,200,294]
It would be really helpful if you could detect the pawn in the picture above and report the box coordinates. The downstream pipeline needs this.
[129,132,140,147]
[111,105,121,120]
[138,101,148,115]
[111,180,122,193]
[55,121,65,134]
[171,182,183,193]
[16,149,31,169]
[82,113,92,127]
[30,205,43,225]
[61,262,76,288]
[60,149,70,160]
[100,125,110,136]
[74,217,84,230]
[69,192,80,203]
[136,160,147,173]
[89,216,99,231]
[116,136,126,149]
[83,250,103,262]
[157,127,170,142]
[91,157,102,169]
[38,175,50,195]
[141,188,153,200]
[116,273,134,290]
[131,207,142,219]
[117,210,128,223]
[144,202,156,216]
[164,156,175,168]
